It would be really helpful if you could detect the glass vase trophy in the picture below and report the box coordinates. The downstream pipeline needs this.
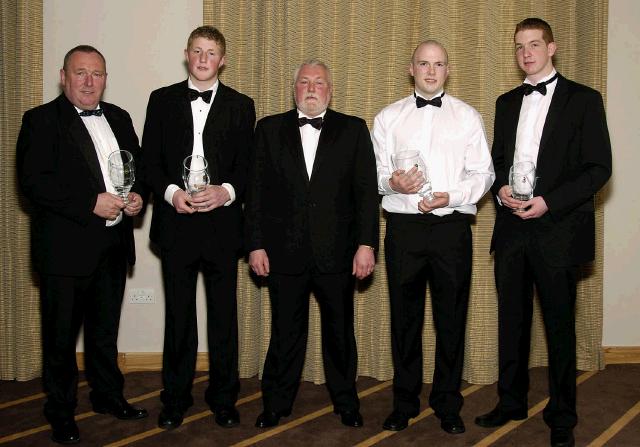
[108,150,135,205]
[509,161,537,212]
[391,150,435,201]
[183,154,210,196]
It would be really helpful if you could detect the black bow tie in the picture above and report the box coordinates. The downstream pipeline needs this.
[78,109,103,117]
[522,73,559,96]
[415,92,444,108]
[298,116,323,130]
[188,88,213,103]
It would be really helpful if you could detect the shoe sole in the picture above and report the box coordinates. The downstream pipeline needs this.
[474,415,527,428]
[158,421,183,430]
[51,435,80,445]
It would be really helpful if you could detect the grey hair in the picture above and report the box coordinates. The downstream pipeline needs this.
[292,59,333,86]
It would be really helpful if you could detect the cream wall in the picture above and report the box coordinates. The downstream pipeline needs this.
[43,0,203,352]
[43,0,640,352]
[603,0,640,346]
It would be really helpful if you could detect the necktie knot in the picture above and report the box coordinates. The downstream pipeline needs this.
[522,73,558,96]
[298,116,323,130]
[78,109,103,117]
[188,88,213,103]
[415,92,444,108]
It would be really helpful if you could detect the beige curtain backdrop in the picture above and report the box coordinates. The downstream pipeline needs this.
[0,0,608,384]
[204,0,609,384]
[0,0,43,380]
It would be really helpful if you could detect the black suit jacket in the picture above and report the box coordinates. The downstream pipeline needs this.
[142,81,255,252]
[16,94,143,276]
[490,75,612,266]
[245,109,379,274]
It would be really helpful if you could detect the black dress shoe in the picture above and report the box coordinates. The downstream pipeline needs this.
[550,427,575,447]
[158,407,184,430]
[50,418,80,445]
[337,410,363,427]
[92,396,148,420]
[440,414,465,434]
[255,409,291,428]
[382,409,418,431]
[475,406,527,427]
[215,406,240,428]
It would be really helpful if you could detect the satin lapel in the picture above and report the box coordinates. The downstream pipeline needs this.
[505,89,525,167]
[59,96,106,190]
[309,109,337,183]
[101,104,131,152]
[176,81,195,159]
[102,103,133,165]
[201,83,227,183]
[538,76,568,162]
[204,82,225,130]
[283,110,310,186]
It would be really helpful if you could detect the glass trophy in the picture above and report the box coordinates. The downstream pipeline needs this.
[509,161,537,211]
[183,154,210,196]
[108,150,135,205]
[391,150,435,201]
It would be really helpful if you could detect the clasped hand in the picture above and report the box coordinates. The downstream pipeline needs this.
[498,185,548,219]
[390,168,448,213]
[173,185,230,214]
[389,166,425,194]
[93,192,143,220]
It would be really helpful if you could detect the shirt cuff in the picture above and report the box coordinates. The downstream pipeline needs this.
[164,184,181,206]
[381,174,396,194]
[448,190,463,208]
[221,183,235,206]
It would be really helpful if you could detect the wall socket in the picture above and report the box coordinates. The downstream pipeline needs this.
[129,288,155,304]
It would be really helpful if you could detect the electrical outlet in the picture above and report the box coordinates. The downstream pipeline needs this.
[129,288,155,304]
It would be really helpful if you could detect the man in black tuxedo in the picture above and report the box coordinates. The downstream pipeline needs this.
[475,18,612,447]
[17,45,147,445]
[245,59,378,429]
[142,26,255,430]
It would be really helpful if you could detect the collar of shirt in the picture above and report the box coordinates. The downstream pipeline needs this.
[414,89,444,102]
[297,109,327,120]
[187,77,219,100]
[523,68,558,86]
[74,105,102,115]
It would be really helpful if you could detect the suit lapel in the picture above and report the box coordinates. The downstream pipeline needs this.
[201,82,230,183]
[177,81,195,159]
[58,95,106,190]
[537,75,568,163]
[205,81,225,130]
[309,109,337,183]
[506,89,525,167]
[283,109,310,185]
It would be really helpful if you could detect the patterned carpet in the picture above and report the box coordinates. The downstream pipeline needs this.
[1,365,639,446]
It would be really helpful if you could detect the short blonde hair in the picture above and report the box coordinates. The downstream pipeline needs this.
[187,26,226,55]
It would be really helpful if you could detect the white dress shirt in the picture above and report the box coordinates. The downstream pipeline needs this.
[77,106,122,226]
[163,77,235,206]
[298,109,327,178]
[514,69,558,165]
[372,91,495,216]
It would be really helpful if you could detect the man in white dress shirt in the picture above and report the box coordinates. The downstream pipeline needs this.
[372,40,494,434]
